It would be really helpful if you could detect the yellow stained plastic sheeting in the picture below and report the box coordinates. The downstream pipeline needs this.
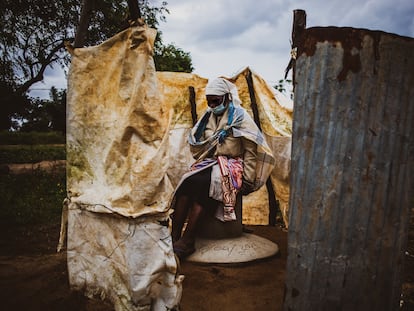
[156,72,208,189]
[230,68,293,137]
[67,25,173,218]
[268,136,292,226]
[156,71,208,128]
[66,24,182,311]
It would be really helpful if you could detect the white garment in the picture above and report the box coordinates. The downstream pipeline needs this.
[205,77,242,107]
[209,163,223,201]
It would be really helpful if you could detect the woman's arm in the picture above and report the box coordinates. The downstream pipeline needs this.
[241,137,257,185]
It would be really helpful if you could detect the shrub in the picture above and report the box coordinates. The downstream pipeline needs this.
[0,170,66,225]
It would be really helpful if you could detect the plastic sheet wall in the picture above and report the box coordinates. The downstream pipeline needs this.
[65,24,182,311]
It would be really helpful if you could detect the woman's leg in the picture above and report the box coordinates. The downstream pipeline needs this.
[179,201,204,247]
[171,195,191,242]
[173,201,204,258]
[172,167,213,258]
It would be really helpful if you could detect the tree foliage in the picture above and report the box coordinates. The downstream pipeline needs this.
[274,79,293,100]
[18,87,66,133]
[0,0,193,131]
[0,81,31,130]
[154,43,193,73]
[0,0,80,93]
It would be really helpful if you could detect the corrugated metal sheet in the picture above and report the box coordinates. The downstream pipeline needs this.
[285,27,414,311]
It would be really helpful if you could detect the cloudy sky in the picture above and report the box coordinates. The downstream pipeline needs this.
[30,0,414,98]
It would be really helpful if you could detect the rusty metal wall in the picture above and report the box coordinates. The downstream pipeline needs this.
[284,27,414,311]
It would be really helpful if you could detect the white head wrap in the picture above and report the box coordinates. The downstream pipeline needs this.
[205,77,242,107]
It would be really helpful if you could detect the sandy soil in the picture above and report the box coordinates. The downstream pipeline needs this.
[0,219,413,311]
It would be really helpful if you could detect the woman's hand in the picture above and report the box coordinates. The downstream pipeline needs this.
[240,178,255,195]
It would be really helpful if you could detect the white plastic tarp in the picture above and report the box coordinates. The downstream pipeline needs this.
[66,24,181,311]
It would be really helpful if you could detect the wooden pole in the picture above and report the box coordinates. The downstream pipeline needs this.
[291,10,306,48]
[245,69,280,226]
[127,0,142,21]
[284,9,306,81]
[73,0,94,48]
[74,0,142,48]
[189,86,197,126]
[283,24,414,311]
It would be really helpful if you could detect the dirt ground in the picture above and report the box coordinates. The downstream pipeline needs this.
[0,219,413,311]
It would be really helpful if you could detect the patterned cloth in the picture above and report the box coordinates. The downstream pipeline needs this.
[217,156,243,221]
[190,158,216,172]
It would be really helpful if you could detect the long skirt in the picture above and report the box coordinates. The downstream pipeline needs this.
[175,166,219,211]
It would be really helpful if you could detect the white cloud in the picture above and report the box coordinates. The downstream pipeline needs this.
[37,0,414,97]
[170,0,413,79]
[158,0,294,82]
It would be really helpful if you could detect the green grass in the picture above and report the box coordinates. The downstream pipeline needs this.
[0,144,66,164]
[0,131,67,225]
[0,130,65,145]
[0,170,66,225]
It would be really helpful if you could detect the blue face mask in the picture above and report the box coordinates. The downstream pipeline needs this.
[211,96,227,115]
[212,103,227,115]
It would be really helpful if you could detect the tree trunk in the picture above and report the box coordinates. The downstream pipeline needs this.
[284,26,414,310]
[73,0,94,48]
[127,0,142,21]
